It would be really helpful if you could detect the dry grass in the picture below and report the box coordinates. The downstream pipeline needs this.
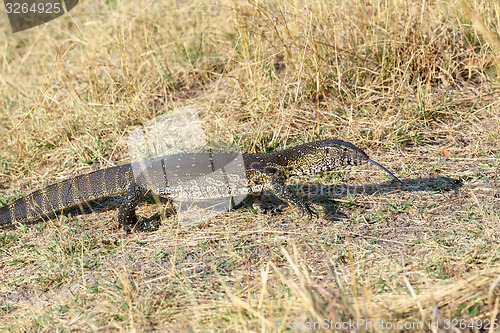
[0,0,499,331]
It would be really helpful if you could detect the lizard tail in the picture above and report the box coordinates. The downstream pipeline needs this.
[0,164,134,228]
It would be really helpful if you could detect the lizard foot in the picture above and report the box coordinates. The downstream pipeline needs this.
[252,201,282,215]
[121,215,161,233]
[131,218,161,232]
[295,201,319,219]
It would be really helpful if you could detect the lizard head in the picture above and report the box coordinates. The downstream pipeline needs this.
[320,139,402,183]
[322,139,369,166]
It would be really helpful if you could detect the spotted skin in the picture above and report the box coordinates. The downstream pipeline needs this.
[0,139,398,231]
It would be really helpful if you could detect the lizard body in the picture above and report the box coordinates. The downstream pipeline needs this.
[0,139,401,231]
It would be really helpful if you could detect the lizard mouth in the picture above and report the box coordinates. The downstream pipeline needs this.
[366,159,402,184]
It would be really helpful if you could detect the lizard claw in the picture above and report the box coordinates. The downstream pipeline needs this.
[297,201,319,219]
[309,204,319,219]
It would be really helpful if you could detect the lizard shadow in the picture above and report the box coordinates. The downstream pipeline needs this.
[287,176,462,221]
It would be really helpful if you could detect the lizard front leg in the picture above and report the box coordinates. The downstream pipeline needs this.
[270,179,318,219]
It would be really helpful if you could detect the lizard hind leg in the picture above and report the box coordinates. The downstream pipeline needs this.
[118,182,156,232]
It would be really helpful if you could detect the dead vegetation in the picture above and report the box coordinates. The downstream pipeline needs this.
[0,0,499,331]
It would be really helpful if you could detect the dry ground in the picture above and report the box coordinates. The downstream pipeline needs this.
[0,0,499,331]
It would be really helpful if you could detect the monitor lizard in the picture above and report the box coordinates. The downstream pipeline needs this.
[0,139,402,231]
